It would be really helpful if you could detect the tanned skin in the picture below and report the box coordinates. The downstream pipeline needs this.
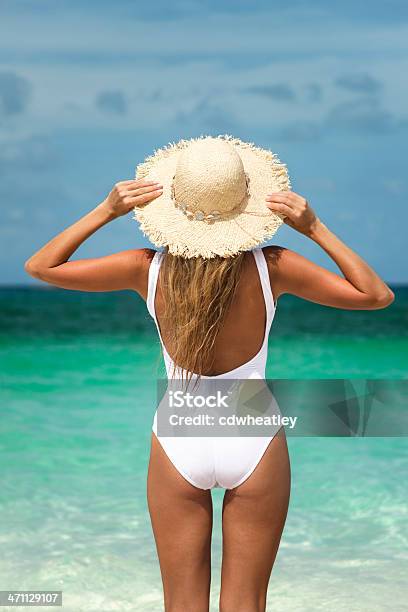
[25,179,394,612]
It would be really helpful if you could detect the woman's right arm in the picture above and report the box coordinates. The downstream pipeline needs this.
[264,191,395,310]
[24,178,163,294]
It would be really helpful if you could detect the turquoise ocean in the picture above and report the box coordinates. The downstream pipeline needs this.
[1,286,407,611]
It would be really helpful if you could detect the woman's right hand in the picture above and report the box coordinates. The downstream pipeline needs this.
[100,179,163,218]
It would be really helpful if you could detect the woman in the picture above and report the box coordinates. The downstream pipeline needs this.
[25,135,394,612]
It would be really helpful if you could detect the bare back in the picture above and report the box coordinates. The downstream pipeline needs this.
[146,249,276,377]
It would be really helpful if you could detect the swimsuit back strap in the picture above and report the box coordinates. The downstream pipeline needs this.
[146,251,163,319]
[252,248,275,323]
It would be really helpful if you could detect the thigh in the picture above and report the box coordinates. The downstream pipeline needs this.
[147,432,213,611]
[220,428,291,611]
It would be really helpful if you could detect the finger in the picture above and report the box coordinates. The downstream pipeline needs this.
[265,201,295,218]
[267,191,307,208]
[124,185,163,198]
[265,192,296,205]
[267,190,301,199]
[133,190,163,205]
[125,183,163,195]
[266,190,293,198]
[116,179,161,187]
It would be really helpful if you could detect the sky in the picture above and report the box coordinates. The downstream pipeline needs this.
[1,0,407,284]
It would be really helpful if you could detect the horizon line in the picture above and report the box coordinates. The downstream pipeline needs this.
[0,282,407,290]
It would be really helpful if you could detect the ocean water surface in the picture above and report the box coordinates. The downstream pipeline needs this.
[1,286,407,611]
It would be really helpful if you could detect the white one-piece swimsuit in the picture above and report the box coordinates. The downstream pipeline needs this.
[147,247,282,490]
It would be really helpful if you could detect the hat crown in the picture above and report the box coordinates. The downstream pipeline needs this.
[173,139,248,214]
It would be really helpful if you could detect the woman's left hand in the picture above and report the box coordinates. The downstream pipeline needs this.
[265,190,319,236]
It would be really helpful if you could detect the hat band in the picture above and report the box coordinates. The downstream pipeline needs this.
[170,173,250,223]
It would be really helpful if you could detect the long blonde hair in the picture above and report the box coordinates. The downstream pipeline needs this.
[158,249,246,386]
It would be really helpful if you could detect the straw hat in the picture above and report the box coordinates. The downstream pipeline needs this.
[133,134,291,258]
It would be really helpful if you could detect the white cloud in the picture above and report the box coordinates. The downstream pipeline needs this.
[381,178,406,195]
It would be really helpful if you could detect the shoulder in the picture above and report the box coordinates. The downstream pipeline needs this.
[133,247,157,266]
[262,245,286,267]
[261,245,300,299]
[120,248,157,268]
[262,245,304,269]
[117,248,158,295]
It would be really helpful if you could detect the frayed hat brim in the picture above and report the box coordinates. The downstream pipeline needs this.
[133,134,291,258]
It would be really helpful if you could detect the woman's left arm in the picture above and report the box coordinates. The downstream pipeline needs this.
[265,190,395,309]
[24,178,163,293]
